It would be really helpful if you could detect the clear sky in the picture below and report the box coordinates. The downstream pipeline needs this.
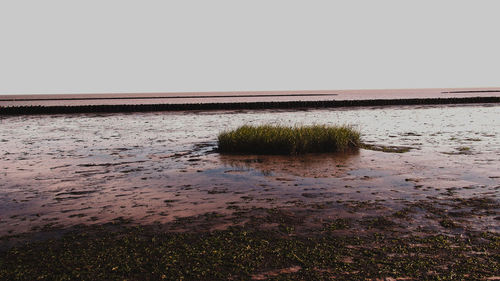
[1,0,499,95]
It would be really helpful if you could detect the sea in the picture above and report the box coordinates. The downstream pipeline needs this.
[1,88,500,107]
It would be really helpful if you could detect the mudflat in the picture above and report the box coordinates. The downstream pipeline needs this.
[0,104,498,279]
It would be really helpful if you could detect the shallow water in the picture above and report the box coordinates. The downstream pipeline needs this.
[1,88,499,106]
[0,104,499,235]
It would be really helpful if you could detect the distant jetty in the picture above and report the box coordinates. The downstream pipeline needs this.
[1,96,499,115]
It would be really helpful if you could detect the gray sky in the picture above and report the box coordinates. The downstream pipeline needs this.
[1,0,499,95]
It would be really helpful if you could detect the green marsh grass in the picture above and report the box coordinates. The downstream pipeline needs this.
[218,124,360,155]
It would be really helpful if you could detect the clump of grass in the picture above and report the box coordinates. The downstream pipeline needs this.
[218,125,360,155]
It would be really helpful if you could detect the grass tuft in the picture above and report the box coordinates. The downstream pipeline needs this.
[218,125,360,155]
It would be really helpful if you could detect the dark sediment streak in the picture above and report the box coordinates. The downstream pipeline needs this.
[1,97,499,115]
[442,90,500,94]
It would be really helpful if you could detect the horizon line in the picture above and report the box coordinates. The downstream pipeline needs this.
[2,86,500,98]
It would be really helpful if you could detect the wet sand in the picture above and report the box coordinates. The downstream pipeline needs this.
[1,103,499,279]
[0,104,498,236]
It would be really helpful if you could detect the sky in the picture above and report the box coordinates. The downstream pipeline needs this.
[1,0,499,95]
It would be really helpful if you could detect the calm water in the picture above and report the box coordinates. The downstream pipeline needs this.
[0,104,499,235]
[1,88,500,107]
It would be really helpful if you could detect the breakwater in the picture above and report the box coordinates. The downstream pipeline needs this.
[1,96,499,115]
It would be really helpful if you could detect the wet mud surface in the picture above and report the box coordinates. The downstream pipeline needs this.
[0,104,498,237]
[1,104,500,280]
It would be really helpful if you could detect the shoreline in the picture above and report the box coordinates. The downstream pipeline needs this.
[1,96,500,115]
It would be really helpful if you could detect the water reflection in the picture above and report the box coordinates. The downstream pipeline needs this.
[219,151,360,178]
